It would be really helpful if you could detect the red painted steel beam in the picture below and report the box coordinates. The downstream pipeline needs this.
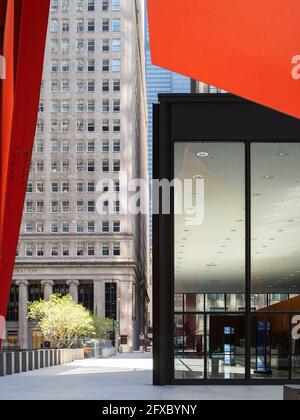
[0,0,50,346]
[147,0,300,119]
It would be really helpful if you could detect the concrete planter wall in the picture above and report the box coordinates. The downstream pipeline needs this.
[0,348,84,377]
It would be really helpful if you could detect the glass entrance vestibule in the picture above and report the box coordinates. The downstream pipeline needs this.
[153,95,300,385]
[174,141,300,381]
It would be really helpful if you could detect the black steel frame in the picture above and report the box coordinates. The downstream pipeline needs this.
[153,94,300,385]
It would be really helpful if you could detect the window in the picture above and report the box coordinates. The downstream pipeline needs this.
[112,19,121,32]
[61,19,69,32]
[88,243,95,256]
[113,243,120,256]
[112,59,120,72]
[113,100,120,112]
[77,80,85,92]
[36,119,44,133]
[38,101,44,112]
[87,140,95,152]
[61,60,70,72]
[62,222,69,233]
[77,243,85,256]
[50,19,58,32]
[77,181,84,192]
[25,222,34,234]
[102,119,109,132]
[102,140,110,153]
[102,19,109,32]
[51,140,59,152]
[76,141,84,152]
[76,19,84,32]
[77,221,84,233]
[88,201,95,213]
[27,182,33,193]
[87,100,95,112]
[62,160,70,172]
[114,181,120,192]
[88,159,95,172]
[51,0,59,11]
[102,99,110,112]
[26,244,34,257]
[113,119,120,132]
[102,200,109,214]
[88,182,95,192]
[51,243,59,257]
[87,39,95,52]
[36,243,44,257]
[51,181,59,193]
[87,119,95,132]
[113,79,120,92]
[105,282,117,320]
[102,0,109,11]
[51,100,60,113]
[113,221,120,233]
[113,160,120,172]
[102,79,109,92]
[51,223,59,233]
[51,201,59,213]
[50,161,59,172]
[87,80,95,92]
[61,141,69,152]
[36,201,44,213]
[26,201,33,213]
[61,79,69,92]
[102,221,109,233]
[113,200,120,214]
[61,39,70,52]
[76,0,84,12]
[102,39,109,52]
[77,160,85,172]
[76,201,84,212]
[61,120,70,132]
[62,242,70,256]
[102,181,109,192]
[102,160,110,172]
[76,39,85,52]
[36,161,44,173]
[112,0,120,11]
[62,0,69,12]
[62,201,69,213]
[51,80,59,92]
[50,39,59,52]
[112,39,121,52]
[36,222,44,233]
[88,0,95,11]
[51,60,59,72]
[61,182,69,193]
[77,59,85,72]
[102,243,110,256]
[113,140,120,152]
[87,19,95,32]
[36,181,44,193]
[102,59,109,72]
[88,60,95,72]
[36,140,44,153]
[88,221,95,233]
[77,100,84,113]
[77,119,85,132]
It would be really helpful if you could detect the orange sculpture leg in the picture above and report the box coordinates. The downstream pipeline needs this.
[0,0,50,347]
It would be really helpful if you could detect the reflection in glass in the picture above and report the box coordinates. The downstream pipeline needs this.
[251,143,300,310]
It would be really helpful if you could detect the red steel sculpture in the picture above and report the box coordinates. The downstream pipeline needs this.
[0,0,50,347]
[147,0,300,119]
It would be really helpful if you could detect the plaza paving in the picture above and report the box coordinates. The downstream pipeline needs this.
[0,352,283,400]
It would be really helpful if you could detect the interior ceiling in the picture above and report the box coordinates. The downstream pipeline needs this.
[175,142,300,294]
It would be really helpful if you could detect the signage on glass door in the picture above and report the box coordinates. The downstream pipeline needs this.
[292,315,300,340]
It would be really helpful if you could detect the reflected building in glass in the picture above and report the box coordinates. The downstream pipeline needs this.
[153,94,300,385]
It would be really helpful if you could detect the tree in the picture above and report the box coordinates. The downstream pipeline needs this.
[93,316,114,339]
[28,294,95,348]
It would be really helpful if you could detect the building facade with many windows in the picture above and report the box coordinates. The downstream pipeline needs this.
[5,0,149,352]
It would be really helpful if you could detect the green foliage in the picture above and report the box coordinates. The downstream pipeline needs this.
[28,294,95,348]
[93,316,114,339]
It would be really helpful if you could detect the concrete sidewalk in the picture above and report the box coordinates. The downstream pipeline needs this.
[0,353,283,400]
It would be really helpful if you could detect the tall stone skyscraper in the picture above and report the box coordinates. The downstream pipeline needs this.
[5,0,149,352]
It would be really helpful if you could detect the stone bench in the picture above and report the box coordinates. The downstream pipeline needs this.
[284,385,300,400]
